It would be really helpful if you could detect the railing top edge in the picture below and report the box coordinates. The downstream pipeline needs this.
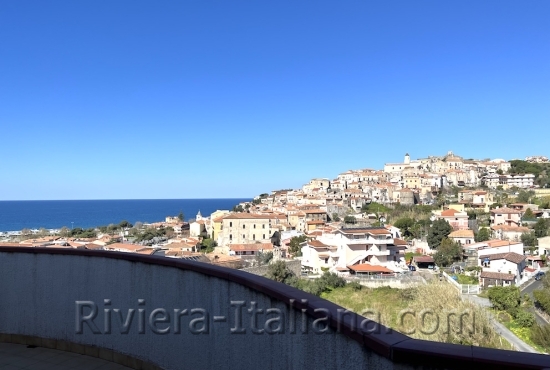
[0,246,548,369]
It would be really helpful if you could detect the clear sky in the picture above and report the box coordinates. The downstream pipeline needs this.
[1,1,549,200]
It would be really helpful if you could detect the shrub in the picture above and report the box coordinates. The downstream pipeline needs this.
[488,286,521,312]
[514,310,535,328]
[530,325,550,352]
[348,281,362,291]
[533,289,550,314]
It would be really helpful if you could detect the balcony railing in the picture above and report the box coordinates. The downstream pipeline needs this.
[0,246,548,370]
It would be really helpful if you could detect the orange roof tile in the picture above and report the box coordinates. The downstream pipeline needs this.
[348,264,393,273]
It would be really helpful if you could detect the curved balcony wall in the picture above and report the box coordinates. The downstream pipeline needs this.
[0,247,549,370]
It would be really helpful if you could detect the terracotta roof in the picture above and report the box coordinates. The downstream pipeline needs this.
[340,228,391,235]
[486,240,520,248]
[490,225,530,232]
[440,209,459,216]
[480,271,515,281]
[490,207,522,214]
[104,243,146,252]
[229,243,273,251]
[414,255,434,263]
[348,263,393,273]
[449,230,475,238]
[167,242,197,249]
[308,240,329,248]
[393,238,408,246]
[224,213,287,220]
[479,252,525,264]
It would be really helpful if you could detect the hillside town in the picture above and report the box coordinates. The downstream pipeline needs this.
[3,151,550,289]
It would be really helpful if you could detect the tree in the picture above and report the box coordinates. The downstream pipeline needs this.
[394,217,415,238]
[265,260,295,284]
[177,211,184,222]
[59,226,70,238]
[288,235,307,256]
[119,220,132,229]
[331,213,341,222]
[38,227,49,237]
[475,228,491,242]
[255,251,273,266]
[534,218,549,238]
[523,208,535,219]
[433,238,462,267]
[488,286,521,312]
[232,205,244,212]
[517,190,535,203]
[344,215,357,224]
[21,228,32,236]
[521,231,538,248]
[200,238,217,253]
[427,219,453,249]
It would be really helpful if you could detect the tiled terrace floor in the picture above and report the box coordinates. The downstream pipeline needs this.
[0,343,132,370]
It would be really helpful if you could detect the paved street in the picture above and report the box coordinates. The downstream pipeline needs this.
[462,294,539,353]
[521,270,549,326]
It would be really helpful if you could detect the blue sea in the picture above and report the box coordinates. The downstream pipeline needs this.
[0,199,249,232]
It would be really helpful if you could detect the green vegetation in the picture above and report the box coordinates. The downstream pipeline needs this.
[361,202,390,214]
[200,237,217,254]
[534,218,550,238]
[288,235,307,256]
[133,226,173,243]
[264,261,346,296]
[331,213,341,222]
[509,160,550,188]
[427,219,452,248]
[263,262,511,349]
[322,283,512,349]
[451,274,479,285]
[254,250,273,265]
[521,231,538,251]
[252,193,269,205]
[344,215,357,224]
[68,227,97,239]
[475,227,491,242]
[433,238,462,267]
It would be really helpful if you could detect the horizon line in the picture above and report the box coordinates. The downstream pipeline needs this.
[0,197,253,202]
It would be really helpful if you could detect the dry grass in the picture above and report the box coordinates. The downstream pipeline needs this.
[322,282,513,350]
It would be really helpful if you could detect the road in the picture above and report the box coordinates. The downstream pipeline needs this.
[521,277,549,326]
[462,294,539,353]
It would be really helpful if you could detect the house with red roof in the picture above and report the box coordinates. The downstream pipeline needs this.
[432,208,469,230]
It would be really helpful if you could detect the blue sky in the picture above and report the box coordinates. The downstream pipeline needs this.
[1,1,549,200]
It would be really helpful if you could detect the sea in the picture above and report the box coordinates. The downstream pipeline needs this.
[0,199,249,233]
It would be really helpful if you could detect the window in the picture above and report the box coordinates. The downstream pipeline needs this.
[254,224,256,229]
[262,224,265,229]
[263,234,265,239]
[230,222,232,227]
[242,234,245,240]
[229,234,232,240]
[253,234,255,240]
[243,225,245,229]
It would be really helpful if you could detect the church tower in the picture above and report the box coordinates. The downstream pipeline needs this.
[196,210,202,221]
[404,153,411,165]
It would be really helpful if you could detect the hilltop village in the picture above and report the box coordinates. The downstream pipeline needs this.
[4,151,550,288]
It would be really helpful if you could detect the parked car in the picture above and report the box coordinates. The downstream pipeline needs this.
[535,271,546,281]
[408,265,417,271]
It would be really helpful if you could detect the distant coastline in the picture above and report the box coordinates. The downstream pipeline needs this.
[0,198,249,233]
